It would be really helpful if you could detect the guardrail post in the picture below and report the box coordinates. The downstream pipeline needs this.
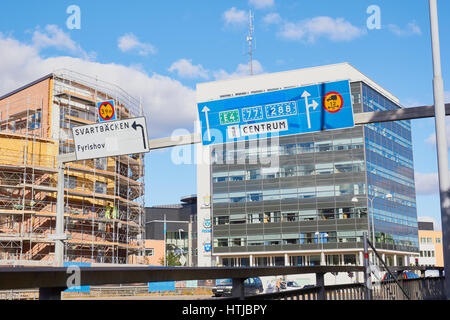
[232,278,245,300]
[316,273,326,300]
[39,287,65,300]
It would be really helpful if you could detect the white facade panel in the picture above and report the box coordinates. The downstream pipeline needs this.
[196,63,399,105]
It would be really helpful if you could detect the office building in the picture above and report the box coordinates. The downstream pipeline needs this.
[145,195,197,266]
[196,63,419,267]
[0,70,145,265]
[418,218,443,267]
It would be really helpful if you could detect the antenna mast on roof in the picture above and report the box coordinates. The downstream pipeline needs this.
[247,10,255,76]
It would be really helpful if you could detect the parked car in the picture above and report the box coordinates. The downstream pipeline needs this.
[212,277,264,297]
[382,271,420,282]
[284,281,302,291]
[302,284,316,289]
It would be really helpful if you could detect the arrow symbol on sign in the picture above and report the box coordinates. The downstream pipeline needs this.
[202,106,212,141]
[132,121,147,150]
[302,90,319,129]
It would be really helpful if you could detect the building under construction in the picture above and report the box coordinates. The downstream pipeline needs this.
[0,70,145,266]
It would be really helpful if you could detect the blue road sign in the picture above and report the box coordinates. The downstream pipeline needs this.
[197,80,355,146]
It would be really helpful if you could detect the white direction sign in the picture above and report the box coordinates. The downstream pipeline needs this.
[72,117,149,161]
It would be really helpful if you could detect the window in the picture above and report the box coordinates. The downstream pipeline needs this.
[298,142,314,153]
[264,211,281,223]
[248,213,263,224]
[280,189,297,200]
[298,165,315,176]
[333,139,352,151]
[215,238,228,247]
[280,144,297,155]
[248,236,264,246]
[255,257,269,266]
[265,234,282,246]
[95,181,107,194]
[436,238,442,244]
[262,167,279,179]
[298,186,315,198]
[64,176,77,189]
[247,192,262,202]
[280,166,297,177]
[230,238,246,247]
[319,208,335,220]
[299,210,316,221]
[230,214,246,224]
[263,189,280,201]
[246,169,261,180]
[229,170,246,181]
[282,212,298,222]
[95,158,107,170]
[213,172,228,183]
[214,216,229,225]
[315,163,334,175]
[316,141,333,152]
[145,248,154,257]
[230,192,245,203]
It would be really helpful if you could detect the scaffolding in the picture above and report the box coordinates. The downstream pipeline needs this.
[0,70,145,266]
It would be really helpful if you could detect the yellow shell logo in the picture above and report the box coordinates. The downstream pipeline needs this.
[323,92,344,113]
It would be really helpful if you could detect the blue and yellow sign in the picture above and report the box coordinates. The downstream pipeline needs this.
[97,100,116,122]
[197,80,355,145]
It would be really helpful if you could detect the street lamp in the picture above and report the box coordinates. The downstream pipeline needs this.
[315,231,329,265]
[368,191,392,250]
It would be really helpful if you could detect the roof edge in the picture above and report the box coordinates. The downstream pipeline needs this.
[0,73,54,101]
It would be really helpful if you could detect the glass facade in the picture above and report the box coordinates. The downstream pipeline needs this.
[210,81,419,262]
[362,83,419,251]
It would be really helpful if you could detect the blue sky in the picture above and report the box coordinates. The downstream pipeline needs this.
[0,0,449,229]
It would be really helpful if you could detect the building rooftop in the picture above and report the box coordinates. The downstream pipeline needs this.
[196,62,400,106]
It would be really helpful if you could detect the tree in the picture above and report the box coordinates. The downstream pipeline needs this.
[158,252,182,266]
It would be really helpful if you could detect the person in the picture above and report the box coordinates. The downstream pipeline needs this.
[105,203,112,219]
[275,278,282,292]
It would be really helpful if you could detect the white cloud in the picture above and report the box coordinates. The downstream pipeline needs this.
[168,59,209,79]
[223,7,248,26]
[32,25,92,59]
[0,32,195,138]
[415,171,450,195]
[415,172,440,195]
[279,16,366,43]
[214,60,264,80]
[263,13,282,25]
[249,0,274,9]
[445,91,450,102]
[425,118,450,148]
[387,21,422,37]
[118,33,156,56]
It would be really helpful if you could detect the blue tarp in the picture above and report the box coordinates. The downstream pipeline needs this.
[63,262,91,293]
[148,281,175,292]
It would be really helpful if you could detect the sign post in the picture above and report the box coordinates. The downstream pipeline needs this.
[53,117,149,266]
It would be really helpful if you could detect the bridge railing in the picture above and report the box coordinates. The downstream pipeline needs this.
[0,265,444,300]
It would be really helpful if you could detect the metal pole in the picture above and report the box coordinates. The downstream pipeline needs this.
[363,232,372,300]
[164,214,166,266]
[188,216,192,267]
[429,0,450,300]
[370,197,376,253]
[55,162,65,267]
